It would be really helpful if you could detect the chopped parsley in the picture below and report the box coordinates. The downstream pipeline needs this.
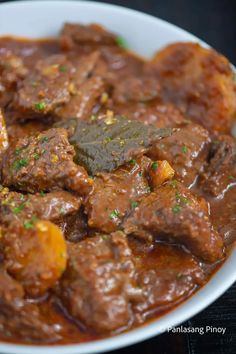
[13,158,29,171]
[116,36,128,49]
[172,205,182,214]
[40,191,45,197]
[182,145,188,154]
[15,147,22,156]
[102,235,109,241]
[35,101,46,111]
[151,162,159,170]
[130,200,139,209]
[175,192,190,206]
[23,215,38,229]
[33,153,40,160]
[40,136,49,143]
[109,209,119,220]
[228,175,235,181]
[128,159,136,166]
[90,115,97,121]
[59,207,65,214]
[12,203,25,215]
[169,179,178,188]
[31,81,38,88]
[59,65,67,72]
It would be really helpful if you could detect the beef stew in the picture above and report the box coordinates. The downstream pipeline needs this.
[0,22,235,345]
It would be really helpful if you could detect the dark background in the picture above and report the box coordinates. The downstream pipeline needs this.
[1,1,236,353]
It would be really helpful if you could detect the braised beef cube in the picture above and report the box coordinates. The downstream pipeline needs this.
[85,156,152,233]
[123,181,223,262]
[0,268,62,342]
[14,55,75,118]
[1,128,92,195]
[0,49,27,107]
[58,232,140,333]
[56,76,105,120]
[147,123,210,187]
[60,208,88,242]
[0,189,81,226]
[60,23,117,51]
[113,77,161,104]
[200,135,236,197]
[133,244,205,313]
[115,101,185,129]
[112,77,185,129]
[146,42,236,133]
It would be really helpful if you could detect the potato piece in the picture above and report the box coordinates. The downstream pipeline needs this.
[0,109,8,153]
[148,160,175,189]
[147,42,236,133]
[3,220,67,297]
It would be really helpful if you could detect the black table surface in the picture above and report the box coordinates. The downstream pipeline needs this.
[1,1,236,353]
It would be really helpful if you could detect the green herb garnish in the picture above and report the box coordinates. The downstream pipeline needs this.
[59,65,67,72]
[13,158,29,171]
[35,101,46,111]
[90,115,97,121]
[40,136,48,143]
[116,36,128,49]
[33,153,40,160]
[151,162,159,170]
[109,209,119,220]
[172,205,182,214]
[59,207,65,214]
[15,147,21,156]
[12,203,25,215]
[130,200,139,209]
[128,159,136,166]
[182,145,188,154]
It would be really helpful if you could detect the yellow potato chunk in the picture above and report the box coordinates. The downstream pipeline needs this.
[3,220,67,297]
[0,109,8,153]
[148,42,236,133]
[149,160,175,189]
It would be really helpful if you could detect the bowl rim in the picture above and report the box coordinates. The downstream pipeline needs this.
[0,1,235,353]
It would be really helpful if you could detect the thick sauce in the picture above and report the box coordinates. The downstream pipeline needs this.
[0,24,235,345]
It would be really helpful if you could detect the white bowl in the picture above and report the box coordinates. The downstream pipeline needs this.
[0,1,235,354]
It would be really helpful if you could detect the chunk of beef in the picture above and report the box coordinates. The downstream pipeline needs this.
[123,181,223,262]
[115,101,185,129]
[200,135,236,197]
[7,120,51,145]
[113,77,161,104]
[132,243,205,314]
[58,232,140,333]
[0,268,62,342]
[85,156,151,233]
[0,189,81,225]
[56,76,105,120]
[0,49,27,107]
[111,76,185,129]
[60,208,88,242]
[13,54,75,118]
[146,42,236,133]
[147,123,210,187]
[1,128,92,195]
[60,23,117,51]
